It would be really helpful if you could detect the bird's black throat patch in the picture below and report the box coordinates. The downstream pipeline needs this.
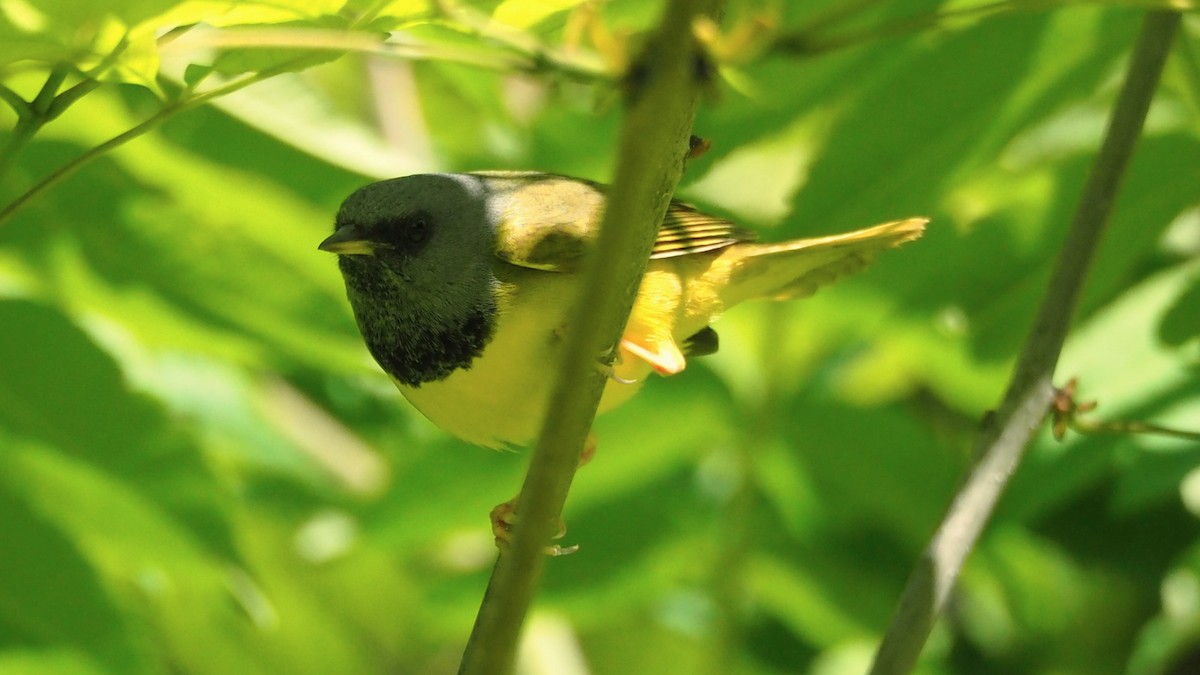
[340,258,499,387]
[363,303,496,386]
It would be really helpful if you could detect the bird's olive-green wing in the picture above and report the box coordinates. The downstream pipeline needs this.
[490,174,603,272]
[653,202,757,259]
[492,176,756,272]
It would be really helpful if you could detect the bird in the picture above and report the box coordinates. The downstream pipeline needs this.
[320,171,925,445]
[319,171,925,545]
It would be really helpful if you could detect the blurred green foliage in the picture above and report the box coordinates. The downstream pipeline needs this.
[1,1,1198,674]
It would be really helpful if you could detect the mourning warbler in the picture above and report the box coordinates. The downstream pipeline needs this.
[320,171,926,449]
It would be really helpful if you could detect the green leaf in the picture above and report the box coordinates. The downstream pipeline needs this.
[0,3,166,88]
[142,0,351,29]
[15,91,367,373]
[0,483,149,674]
[0,299,238,559]
[0,16,73,67]
[1160,277,1200,347]
[777,401,959,542]
[0,649,114,675]
[0,440,279,675]
[208,20,353,77]
[37,0,178,27]
[183,61,214,87]
[492,0,586,29]
[745,553,874,645]
[412,59,519,165]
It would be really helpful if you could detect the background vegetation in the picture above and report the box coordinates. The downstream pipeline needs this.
[1,1,1198,673]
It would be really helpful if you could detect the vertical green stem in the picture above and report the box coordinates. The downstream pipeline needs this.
[457,2,723,674]
[867,10,1181,675]
[0,65,71,183]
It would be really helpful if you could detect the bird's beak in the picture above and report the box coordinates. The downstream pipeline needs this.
[319,225,376,256]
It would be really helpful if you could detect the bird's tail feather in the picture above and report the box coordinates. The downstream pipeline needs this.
[720,217,927,307]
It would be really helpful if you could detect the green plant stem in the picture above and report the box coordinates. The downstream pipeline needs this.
[0,3,391,227]
[0,24,602,228]
[429,0,611,82]
[30,64,70,113]
[159,26,610,83]
[456,1,722,673]
[0,117,35,183]
[45,78,101,120]
[867,10,1181,675]
[0,65,73,183]
[1072,419,1200,442]
[1,0,597,226]
[0,61,302,228]
[1,80,216,226]
[0,83,28,115]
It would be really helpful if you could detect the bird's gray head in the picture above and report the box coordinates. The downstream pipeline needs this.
[321,173,500,386]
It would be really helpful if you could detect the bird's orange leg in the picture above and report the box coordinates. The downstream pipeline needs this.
[491,432,596,556]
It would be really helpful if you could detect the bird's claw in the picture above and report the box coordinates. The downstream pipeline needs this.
[490,498,578,556]
[596,345,639,385]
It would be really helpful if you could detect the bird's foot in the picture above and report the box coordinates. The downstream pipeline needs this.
[490,498,578,557]
[596,345,639,384]
[489,435,595,556]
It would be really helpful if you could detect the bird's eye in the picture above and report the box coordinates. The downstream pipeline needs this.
[407,215,431,246]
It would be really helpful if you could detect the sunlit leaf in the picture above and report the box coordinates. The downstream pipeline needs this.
[0,300,238,559]
[0,482,151,674]
[492,0,586,29]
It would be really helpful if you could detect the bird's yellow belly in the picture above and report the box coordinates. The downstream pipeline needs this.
[394,271,652,449]
[392,254,729,448]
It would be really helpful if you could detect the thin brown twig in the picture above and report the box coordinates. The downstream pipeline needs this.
[1051,378,1200,442]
